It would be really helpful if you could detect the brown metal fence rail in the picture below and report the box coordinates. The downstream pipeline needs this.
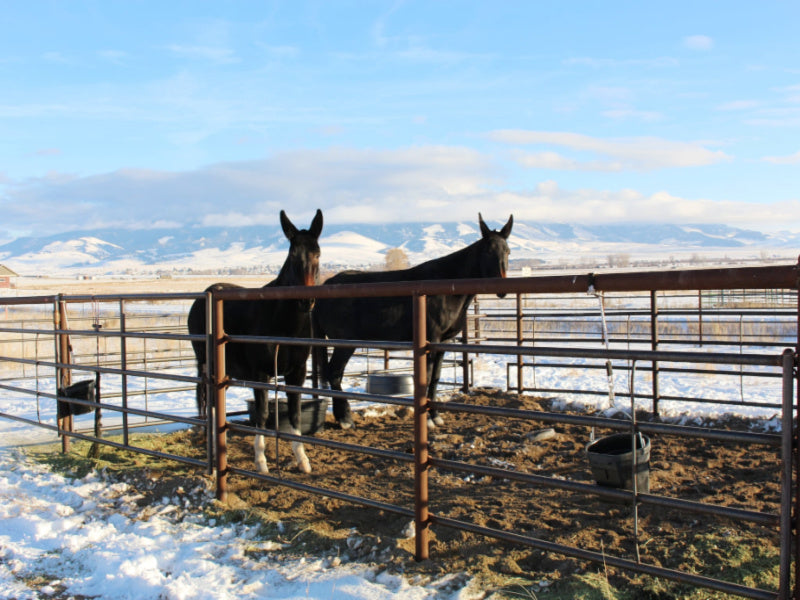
[0,261,798,599]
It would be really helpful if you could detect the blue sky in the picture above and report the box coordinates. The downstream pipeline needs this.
[1,1,799,241]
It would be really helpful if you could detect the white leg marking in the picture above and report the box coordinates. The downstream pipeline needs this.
[254,434,269,474]
[428,415,446,429]
[291,428,311,474]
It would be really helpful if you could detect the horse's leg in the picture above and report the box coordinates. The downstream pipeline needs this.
[313,345,329,389]
[252,388,269,474]
[426,350,446,428]
[285,365,311,474]
[287,395,311,474]
[327,347,356,429]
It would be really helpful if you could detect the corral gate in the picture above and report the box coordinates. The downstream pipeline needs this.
[0,261,798,599]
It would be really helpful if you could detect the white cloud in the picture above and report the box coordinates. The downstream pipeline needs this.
[0,147,494,235]
[1,146,797,239]
[514,151,626,172]
[482,182,800,230]
[489,130,730,171]
[684,35,714,51]
[763,151,800,165]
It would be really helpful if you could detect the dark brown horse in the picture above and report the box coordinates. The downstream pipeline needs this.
[187,209,323,473]
[313,214,512,429]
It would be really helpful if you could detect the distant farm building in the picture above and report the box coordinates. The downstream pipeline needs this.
[0,265,18,288]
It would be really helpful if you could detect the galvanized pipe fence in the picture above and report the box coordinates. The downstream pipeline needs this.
[0,261,798,599]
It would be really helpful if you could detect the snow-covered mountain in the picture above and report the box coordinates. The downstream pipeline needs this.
[1,221,798,277]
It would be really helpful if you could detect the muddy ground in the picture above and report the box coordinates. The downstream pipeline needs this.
[124,389,783,596]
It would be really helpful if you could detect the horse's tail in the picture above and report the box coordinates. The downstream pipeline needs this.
[186,296,209,418]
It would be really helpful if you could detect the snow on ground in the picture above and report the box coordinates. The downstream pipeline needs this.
[0,447,482,600]
[0,342,790,599]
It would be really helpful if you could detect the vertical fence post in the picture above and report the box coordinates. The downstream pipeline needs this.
[779,349,795,600]
[794,272,800,599]
[698,290,704,347]
[650,291,660,419]
[56,297,73,453]
[412,293,430,561]
[204,290,215,474]
[463,301,481,393]
[213,292,229,503]
[516,293,524,393]
[119,300,129,447]
[474,299,482,342]
[461,307,470,393]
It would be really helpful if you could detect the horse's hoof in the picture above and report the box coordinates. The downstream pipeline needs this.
[427,415,445,428]
[297,458,312,474]
[337,414,355,429]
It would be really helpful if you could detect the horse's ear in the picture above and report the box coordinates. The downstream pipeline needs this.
[280,210,299,240]
[309,209,323,238]
[499,215,513,239]
[479,213,491,238]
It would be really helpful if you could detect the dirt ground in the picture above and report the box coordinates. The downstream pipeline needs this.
[136,388,785,596]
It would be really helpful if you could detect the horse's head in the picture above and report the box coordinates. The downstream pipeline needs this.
[477,213,513,297]
[280,209,323,307]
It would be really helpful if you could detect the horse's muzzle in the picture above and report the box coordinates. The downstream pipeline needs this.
[496,269,507,298]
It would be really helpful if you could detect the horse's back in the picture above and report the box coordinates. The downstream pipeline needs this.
[314,271,410,341]
[187,282,245,334]
[324,269,407,285]
[316,267,473,343]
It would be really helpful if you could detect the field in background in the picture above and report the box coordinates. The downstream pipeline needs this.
[6,274,267,296]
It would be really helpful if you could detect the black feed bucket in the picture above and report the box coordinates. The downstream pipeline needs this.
[586,432,651,493]
[57,379,97,418]
[247,397,328,435]
[366,372,414,396]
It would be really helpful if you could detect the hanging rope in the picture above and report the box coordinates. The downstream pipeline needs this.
[587,277,615,411]
[587,276,615,443]
[596,292,615,409]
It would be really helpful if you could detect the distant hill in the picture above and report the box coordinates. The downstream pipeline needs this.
[1,220,797,277]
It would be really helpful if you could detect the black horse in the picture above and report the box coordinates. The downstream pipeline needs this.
[187,209,323,473]
[313,213,512,429]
